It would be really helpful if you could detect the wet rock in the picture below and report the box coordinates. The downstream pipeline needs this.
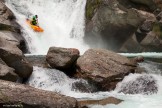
[86,0,102,22]
[141,32,160,46]
[0,36,33,78]
[0,0,4,3]
[0,57,6,65]
[118,74,158,95]
[140,21,154,33]
[46,47,80,71]
[117,0,157,12]
[119,34,142,52]
[0,2,22,42]
[0,1,28,53]
[135,29,147,43]
[0,58,18,82]
[0,1,18,29]
[76,49,137,91]
[0,80,78,108]
[72,80,98,93]
[79,97,122,107]
[120,9,162,52]
[26,55,50,68]
[131,56,144,63]
[130,0,157,11]
[2,31,28,53]
[156,11,162,21]
[0,31,19,46]
[85,0,144,51]
[134,9,156,21]
[134,9,156,43]
[154,0,162,10]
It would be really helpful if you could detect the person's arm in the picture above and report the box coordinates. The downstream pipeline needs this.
[32,16,34,20]
[36,18,39,26]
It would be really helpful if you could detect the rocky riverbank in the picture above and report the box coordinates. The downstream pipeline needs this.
[0,0,161,107]
[0,1,32,81]
[85,0,162,53]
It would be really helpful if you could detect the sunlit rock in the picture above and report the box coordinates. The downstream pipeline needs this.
[76,49,137,91]
[0,1,27,52]
[46,47,80,74]
[0,36,33,78]
[0,80,78,108]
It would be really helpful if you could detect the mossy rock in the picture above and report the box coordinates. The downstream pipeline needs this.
[0,23,20,33]
[86,0,102,21]
[152,21,162,39]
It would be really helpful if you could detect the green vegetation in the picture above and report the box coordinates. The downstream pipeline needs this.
[152,22,162,39]
[0,24,16,32]
[86,0,102,21]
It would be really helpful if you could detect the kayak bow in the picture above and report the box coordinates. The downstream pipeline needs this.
[26,19,44,32]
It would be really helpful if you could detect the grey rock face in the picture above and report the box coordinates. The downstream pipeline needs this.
[0,80,78,108]
[46,47,80,71]
[0,58,18,82]
[76,49,136,91]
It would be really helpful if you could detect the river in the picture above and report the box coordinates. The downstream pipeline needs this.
[6,0,162,108]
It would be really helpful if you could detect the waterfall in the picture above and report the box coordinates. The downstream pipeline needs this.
[6,0,89,54]
[5,0,162,108]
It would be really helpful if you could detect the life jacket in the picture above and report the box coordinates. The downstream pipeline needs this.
[32,16,37,25]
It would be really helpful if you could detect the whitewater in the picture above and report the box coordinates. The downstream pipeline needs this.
[5,0,162,108]
[6,0,89,54]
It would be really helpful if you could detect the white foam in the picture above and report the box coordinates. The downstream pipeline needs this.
[120,52,162,58]
[28,66,74,94]
[5,0,162,107]
[6,0,89,54]
[27,65,162,108]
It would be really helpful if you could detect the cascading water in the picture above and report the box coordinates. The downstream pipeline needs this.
[5,0,162,108]
[6,0,89,54]
[28,63,162,108]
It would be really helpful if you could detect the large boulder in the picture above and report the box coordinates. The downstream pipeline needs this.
[46,47,80,72]
[134,9,156,42]
[0,1,27,52]
[76,49,137,91]
[85,0,144,51]
[0,1,19,29]
[136,10,162,52]
[120,9,162,52]
[0,80,78,108]
[0,58,18,82]
[0,36,33,78]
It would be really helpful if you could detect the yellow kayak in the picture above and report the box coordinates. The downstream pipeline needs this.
[26,19,44,32]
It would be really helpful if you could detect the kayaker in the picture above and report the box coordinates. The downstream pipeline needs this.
[31,15,38,26]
